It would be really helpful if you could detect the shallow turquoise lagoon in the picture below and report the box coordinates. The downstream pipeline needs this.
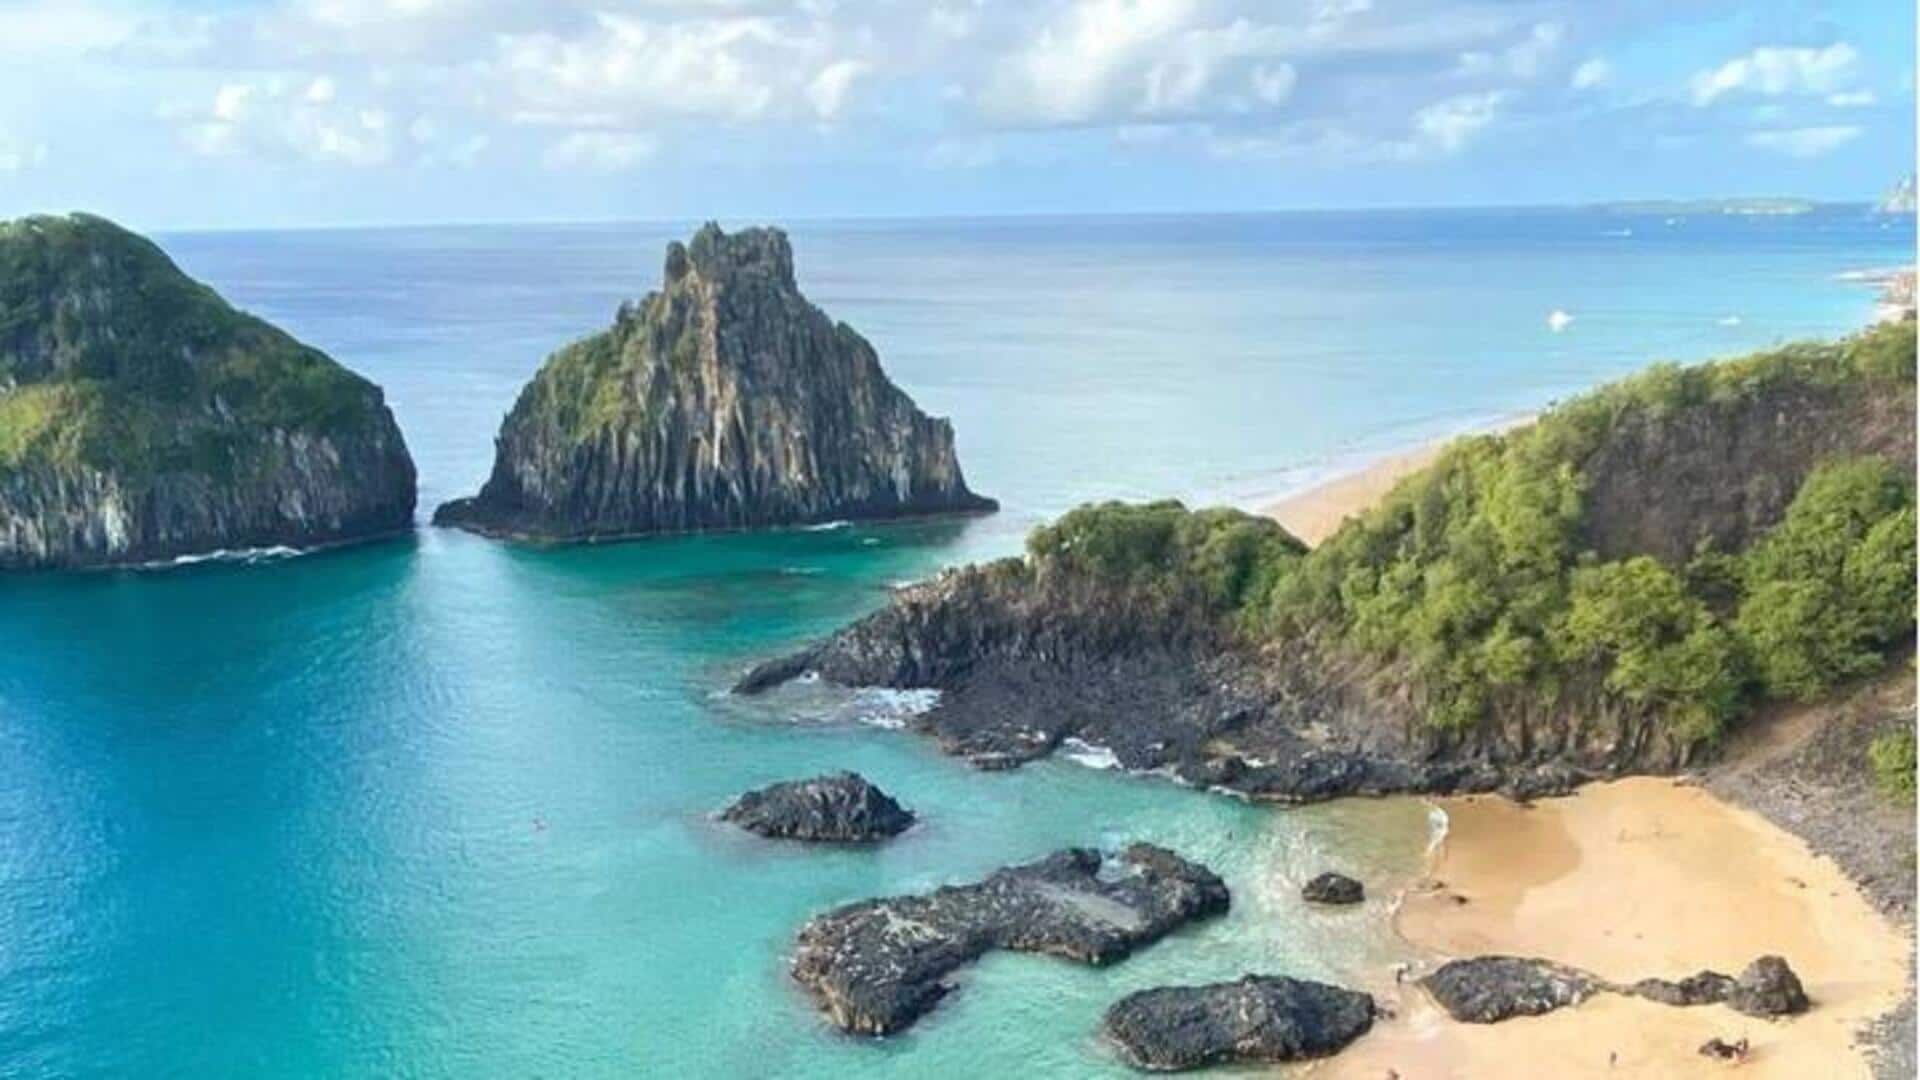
[0,208,1907,1075]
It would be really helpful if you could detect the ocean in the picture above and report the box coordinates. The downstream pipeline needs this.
[0,208,1908,1076]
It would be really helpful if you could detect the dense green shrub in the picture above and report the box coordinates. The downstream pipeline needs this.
[1869,727,1917,802]
[1735,459,1916,701]
[1024,322,1917,745]
[1027,500,1305,614]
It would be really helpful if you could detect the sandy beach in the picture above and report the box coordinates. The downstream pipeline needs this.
[1261,417,1532,546]
[1327,778,1911,1078]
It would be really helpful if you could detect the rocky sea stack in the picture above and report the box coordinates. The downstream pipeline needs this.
[1102,975,1376,1070]
[0,214,416,570]
[434,223,994,541]
[719,771,914,842]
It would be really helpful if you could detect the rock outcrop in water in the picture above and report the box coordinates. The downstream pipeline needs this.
[435,223,994,541]
[1301,872,1365,905]
[790,844,1228,1035]
[719,771,914,842]
[1101,975,1376,1070]
[1420,954,1810,1024]
[0,213,416,570]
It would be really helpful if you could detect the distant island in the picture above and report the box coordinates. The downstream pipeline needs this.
[1598,197,1818,216]
[0,214,416,570]
[435,223,994,542]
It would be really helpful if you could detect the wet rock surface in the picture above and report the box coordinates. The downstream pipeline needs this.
[720,771,914,842]
[1422,954,1812,1025]
[1421,956,1601,1023]
[790,844,1229,1035]
[1301,872,1365,905]
[1101,974,1376,1071]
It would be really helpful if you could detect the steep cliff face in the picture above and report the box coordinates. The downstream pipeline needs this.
[739,325,1918,801]
[434,223,994,540]
[0,213,416,569]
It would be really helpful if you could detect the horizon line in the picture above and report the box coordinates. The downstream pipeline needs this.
[99,196,1891,237]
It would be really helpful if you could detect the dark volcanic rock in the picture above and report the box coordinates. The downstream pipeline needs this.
[1728,955,1810,1017]
[435,223,994,541]
[790,844,1229,1035]
[1628,970,1735,1007]
[1301,872,1364,905]
[720,771,913,842]
[1102,974,1375,1071]
[0,214,416,569]
[733,556,1610,804]
[1420,957,1601,1023]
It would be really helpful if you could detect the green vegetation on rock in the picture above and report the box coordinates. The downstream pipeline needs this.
[0,212,416,569]
[0,213,378,481]
[1869,727,1917,801]
[1020,321,1918,745]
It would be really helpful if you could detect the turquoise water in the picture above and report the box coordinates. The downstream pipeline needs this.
[0,209,1909,1076]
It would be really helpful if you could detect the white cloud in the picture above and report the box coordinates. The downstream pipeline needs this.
[1827,89,1876,108]
[1743,124,1861,158]
[0,137,51,173]
[305,76,338,104]
[1456,22,1562,81]
[1690,43,1859,106]
[1570,58,1610,90]
[807,60,869,120]
[213,83,254,122]
[1250,64,1296,106]
[1413,90,1504,153]
[0,2,136,58]
[542,130,657,172]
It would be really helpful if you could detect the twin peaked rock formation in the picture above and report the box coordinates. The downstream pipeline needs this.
[0,215,990,570]
[434,222,994,540]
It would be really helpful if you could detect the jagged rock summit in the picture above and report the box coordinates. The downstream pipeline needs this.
[434,223,994,541]
[0,213,416,570]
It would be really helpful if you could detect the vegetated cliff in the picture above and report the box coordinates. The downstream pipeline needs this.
[0,213,416,570]
[434,223,994,540]
[739,323,1918,801]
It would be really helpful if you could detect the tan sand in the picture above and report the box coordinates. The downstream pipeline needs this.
[1261,417,1532,547]
[1327,778,1911,1079]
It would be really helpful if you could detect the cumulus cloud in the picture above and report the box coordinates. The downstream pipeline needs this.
[807,60,870,121]
[1570,58,1610,90]
[1690,43,1859,106]
[1413,90,1504,153]
[1743,124,1861,158]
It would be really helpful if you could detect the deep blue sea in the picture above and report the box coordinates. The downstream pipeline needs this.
[0,208,1909,1077]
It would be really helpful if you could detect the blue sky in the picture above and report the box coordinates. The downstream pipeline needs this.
[0,0,1911,228]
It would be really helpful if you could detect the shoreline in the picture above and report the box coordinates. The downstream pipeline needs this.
[1258,414,1534,546]
[1327,778,1911,1078]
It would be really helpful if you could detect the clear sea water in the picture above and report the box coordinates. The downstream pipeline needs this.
[0,208,1909,1076]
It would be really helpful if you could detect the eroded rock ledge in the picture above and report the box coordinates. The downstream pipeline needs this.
[1102,974,1376,1071]
[790,844,1229,1035]
[1421,954,1809,1024]
[720,771,914,843]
